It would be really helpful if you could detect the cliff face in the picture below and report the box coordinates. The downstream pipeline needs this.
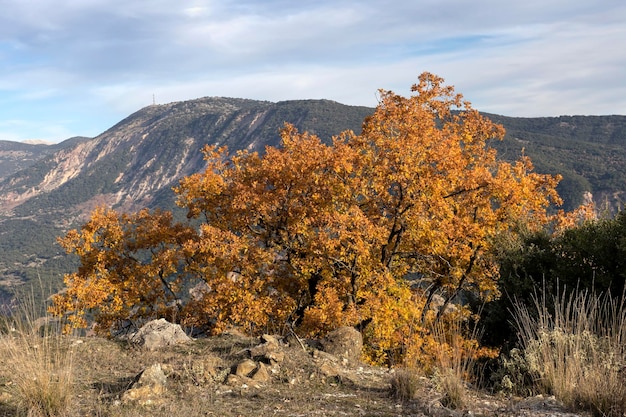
[0,98,372,218]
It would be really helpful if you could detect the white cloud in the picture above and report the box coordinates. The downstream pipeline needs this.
[1,0,626,142]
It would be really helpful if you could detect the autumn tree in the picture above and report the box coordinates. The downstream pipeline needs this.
[50,208,197,333]
[52,73,562,366]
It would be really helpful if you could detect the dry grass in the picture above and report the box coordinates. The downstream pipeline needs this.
[1,327,405,417]
[2,288,605,416]
[389,368,420,402]
[0,296,74,417]
[427,317,485,411]
[513,289,626,417]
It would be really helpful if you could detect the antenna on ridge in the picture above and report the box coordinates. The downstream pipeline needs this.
[152,94,156,105]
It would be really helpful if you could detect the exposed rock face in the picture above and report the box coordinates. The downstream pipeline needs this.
[130,318,191,350]
[320,326,363,364]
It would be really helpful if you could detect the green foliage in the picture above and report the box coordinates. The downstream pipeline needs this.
[486,114,626,212]
[483,211,626,348]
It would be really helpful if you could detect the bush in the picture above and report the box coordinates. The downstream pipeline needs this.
[489,348,534,396]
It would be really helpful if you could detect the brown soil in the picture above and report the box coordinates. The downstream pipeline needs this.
[0,332,587,417]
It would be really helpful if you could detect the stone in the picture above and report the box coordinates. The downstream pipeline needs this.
[250,362,272,383]
[234,359,258,377]
[130,318,191,350]
[260,334,280,345]
[320,326,363,363]
[317,361,341,378]
[122,364,167,406]
[249,341,285,364]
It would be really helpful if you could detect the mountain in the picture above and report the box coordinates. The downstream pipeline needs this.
[0,137,90,180]
[485,114,626,211]
[0,97,624,305]
[0,97,373,303]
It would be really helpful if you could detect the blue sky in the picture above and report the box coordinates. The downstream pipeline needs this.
[1,0,625,143]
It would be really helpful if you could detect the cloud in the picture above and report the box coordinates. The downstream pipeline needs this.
[1,0,626,142]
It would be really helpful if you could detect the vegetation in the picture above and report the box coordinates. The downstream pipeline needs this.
[2,74,626,416]
[2,92,626,313]
[486,113,626,211]
[513,290,626,417]
[482,210,626,348]
[51,73,561,370]
[0,293,75,417]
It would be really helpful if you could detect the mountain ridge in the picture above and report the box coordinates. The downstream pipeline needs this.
[0,96,624,304]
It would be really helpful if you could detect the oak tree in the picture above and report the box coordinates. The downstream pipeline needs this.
[52,73,563,366]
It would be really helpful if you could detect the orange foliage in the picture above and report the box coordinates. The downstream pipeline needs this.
[52,73,562,366]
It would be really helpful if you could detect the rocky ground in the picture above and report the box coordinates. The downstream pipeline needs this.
[0,320,588,417]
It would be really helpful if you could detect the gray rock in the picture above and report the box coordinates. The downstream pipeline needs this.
[130,318,191,350]
[122,364,167,406]
[320,326,363,363]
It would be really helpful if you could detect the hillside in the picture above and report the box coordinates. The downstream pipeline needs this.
[0,97,373,303]
[0,322,581,417]
[0,97,625,305]
[0,137,90,180]
[486,114,626,211]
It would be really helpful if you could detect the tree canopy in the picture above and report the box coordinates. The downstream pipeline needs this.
[51,73,564,366]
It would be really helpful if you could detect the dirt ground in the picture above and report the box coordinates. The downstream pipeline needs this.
[0,332,587,417]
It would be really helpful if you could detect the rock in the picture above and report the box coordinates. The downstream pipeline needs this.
[188,281,210,300]
[312,349,342,379]
[130,318,191,350]
[232,359,273,384]
[250,362,272,382]
[317,361,341,378]
[260,334,281,345]
[225,373,261,389]
[235,359,258,377]
[122,364,167,406]
[320,326,363,363]
[250,340,285,364]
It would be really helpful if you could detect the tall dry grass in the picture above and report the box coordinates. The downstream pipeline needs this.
[429,320,478,410]
[513,289,626,417]
[0,291,75,417]
[430,314,490,409]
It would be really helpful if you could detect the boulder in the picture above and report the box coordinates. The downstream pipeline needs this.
[250,362,272,383]
[320,326,363,364]
[234,359,258,378]
[130,318,191,350]
[249,337,285,364]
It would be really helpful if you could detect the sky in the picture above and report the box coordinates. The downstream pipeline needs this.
[1,1,625,143]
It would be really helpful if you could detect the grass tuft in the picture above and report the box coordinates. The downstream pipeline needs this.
[513,289,626,417]
[0,292,74,417]
[389,368,420,402]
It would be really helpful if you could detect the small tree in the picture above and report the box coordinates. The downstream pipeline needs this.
[52,73,562,366]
